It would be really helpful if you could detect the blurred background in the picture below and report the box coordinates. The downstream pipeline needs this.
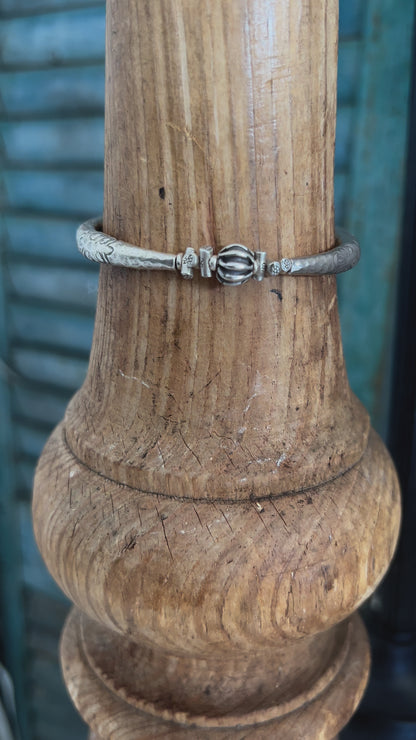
[0,1,414,738]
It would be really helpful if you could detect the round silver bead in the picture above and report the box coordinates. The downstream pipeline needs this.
[216,244,256,286]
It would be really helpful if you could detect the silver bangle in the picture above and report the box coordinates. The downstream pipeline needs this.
[77,217,360,286]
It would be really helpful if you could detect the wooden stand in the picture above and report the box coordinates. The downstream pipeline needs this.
[33,1,400,738]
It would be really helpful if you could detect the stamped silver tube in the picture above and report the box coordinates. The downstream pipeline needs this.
[287,229,360,276]
[77,218,178,272]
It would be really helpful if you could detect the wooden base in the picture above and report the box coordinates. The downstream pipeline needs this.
[34,421,399,739]
[91,734,335,739]
[64,608,369,740]
[88,732,339,740]
[89,724,338,738]
[88,737,340,740]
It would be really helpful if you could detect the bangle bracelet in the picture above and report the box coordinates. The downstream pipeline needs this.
[77,217,360,287]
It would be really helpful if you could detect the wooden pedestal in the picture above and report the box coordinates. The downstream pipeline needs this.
[33,1,400,738]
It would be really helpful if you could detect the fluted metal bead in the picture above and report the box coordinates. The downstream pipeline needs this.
[216,244,257,286]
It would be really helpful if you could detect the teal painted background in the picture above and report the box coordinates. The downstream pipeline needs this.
[0,1,413,738]
[338,0,414,435]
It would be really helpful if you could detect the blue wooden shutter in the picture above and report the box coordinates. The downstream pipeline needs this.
[0,4,105,738]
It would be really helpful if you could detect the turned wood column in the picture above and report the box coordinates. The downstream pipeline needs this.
[33,1,400,738]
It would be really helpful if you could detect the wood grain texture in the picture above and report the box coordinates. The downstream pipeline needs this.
[63,607,368,739]
[65,0,369,502]
[36,424,398,652]
[32,0,401,737]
